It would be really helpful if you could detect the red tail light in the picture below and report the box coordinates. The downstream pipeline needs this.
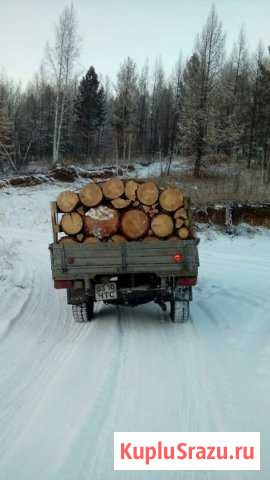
[173,253,183,263]
[54,280,73,289]
[177,277,197,286]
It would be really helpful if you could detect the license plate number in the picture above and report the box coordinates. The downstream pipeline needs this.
[95,282,117,301]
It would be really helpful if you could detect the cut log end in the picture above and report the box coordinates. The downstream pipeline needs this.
[79,183,103,207]
[111,234,127,244]
[151,213,174,238]
[76,233,84,242]
[83,236,101,244]
[143,236,159,242]
[168,235,180,241]
[76,206,85,216]
[137,181,159,206]
[121,209,149,240]
[175,218,185,229]
[59,236,77,245]
[174,207,188,219]
[102,178,124,199]
[178,227,189,239]
[125,180,138,201]
[61,212,83,235]
[159,187,184,212]
[111,198,131,209]
[57,191,79,213]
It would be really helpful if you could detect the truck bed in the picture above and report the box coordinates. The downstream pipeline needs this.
[49,240,199,280]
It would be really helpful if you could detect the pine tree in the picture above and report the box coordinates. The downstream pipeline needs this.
[75,66,106,158]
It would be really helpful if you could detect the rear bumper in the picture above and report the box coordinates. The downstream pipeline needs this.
[66,283,194,306]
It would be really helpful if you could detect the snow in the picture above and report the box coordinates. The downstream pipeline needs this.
[133,158,190,178]
[0,183,269,479]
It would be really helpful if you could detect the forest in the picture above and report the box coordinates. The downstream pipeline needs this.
[0,4,270,178]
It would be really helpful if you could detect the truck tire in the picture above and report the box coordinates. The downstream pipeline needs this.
[72,300,94,322]
[170,299,190,323]
[86,300,94,321]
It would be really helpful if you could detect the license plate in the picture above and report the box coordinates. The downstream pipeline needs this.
[95,282,117,301]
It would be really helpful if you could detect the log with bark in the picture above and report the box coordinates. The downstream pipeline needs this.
[84,206,119,239]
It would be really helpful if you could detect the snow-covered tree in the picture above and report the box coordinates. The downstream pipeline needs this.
[46,4,80,165]
[113,57,138,161]
[180,5,225,176]
[0,97,15,171]
[75,66,106,158]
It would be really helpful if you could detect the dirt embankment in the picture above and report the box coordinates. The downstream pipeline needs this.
[193,203,270,228]
[1,166,269,228]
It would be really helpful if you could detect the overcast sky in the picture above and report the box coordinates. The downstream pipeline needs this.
[1,0,269,87]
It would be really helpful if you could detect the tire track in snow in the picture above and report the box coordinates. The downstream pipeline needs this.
[54,304,128,480]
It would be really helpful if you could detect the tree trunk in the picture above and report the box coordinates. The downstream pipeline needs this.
[194,147,202,177]
[52,92,59,166]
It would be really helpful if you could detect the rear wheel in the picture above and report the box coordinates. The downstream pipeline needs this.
[72,299,94,322]
[86,299,94,321]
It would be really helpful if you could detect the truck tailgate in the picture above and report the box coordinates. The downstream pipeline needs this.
[49,240,199,279]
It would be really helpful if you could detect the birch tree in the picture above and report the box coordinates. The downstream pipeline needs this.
[46,4,80,165]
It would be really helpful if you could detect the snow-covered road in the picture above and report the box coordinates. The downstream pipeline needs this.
[0,185,269,479]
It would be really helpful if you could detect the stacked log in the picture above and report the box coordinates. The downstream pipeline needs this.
[54,178,192,244]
